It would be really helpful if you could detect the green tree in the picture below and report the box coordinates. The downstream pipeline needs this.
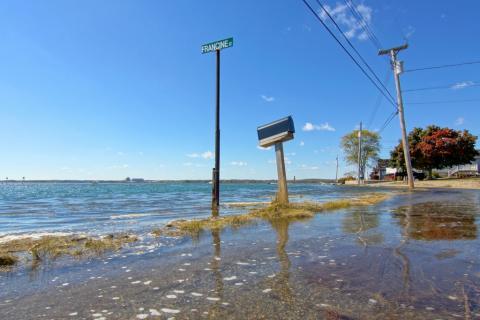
[390,125,478,178]
[341,129,380,179]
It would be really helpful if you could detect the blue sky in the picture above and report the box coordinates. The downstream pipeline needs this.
[1,0,479,180]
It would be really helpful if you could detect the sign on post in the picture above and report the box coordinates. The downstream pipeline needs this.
[201,38,234,54]
[202,37,234,215]
[257,116,295,204]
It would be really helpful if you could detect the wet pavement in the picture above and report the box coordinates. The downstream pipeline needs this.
[1,189,479,319]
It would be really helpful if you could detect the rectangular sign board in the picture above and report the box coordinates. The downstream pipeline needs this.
[201,37,233,54]
[257,116,295,148]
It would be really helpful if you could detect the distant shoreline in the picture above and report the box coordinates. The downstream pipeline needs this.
[0,179,336,184]
[359,177,480,190]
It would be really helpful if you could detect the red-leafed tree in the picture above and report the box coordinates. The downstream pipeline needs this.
[390,125,478,178]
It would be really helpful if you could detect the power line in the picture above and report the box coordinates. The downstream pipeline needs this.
[367,71,391,128]
[406,98,480,105]
[404,60,480,73]
[404,82,480,92]
[315,0,396,107]
[344,0,382,50]
[301,0,397,107]
[378,110,398,133]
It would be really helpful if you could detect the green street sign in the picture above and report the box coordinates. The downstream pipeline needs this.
[201,37,233,54]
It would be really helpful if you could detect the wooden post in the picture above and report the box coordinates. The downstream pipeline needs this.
[275,142,289,204]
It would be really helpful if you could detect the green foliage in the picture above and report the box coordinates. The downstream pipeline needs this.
[390,125,478,177]
[341,129,380,178]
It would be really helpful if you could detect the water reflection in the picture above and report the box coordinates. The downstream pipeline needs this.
[208,229,224,315]
[269,219,294,305]
[393,202,478,240]
[342,208,384,246]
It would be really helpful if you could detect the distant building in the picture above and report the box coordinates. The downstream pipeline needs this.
[131,178,145,183]
[370,159,390,181]
[437,153,480,177]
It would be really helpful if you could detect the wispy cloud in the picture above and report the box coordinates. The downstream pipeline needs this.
[299,164,320,170]
[319,3,374,41]
[451,81,474,90]
[257,145,272,151]
[455,117,465,126]
[108,164,129,169]
[300,141,305,147]
[403,25,416,39]
[302,122,336,132]
[183,162,204,167]
[230,161,248,167]
[186,151,214,160]
[261,95,275,102]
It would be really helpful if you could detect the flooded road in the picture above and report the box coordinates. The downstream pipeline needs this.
[1,188,479,319]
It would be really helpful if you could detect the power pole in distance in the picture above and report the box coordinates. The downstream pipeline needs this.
[357,121,362,185]
[335,155,339,184]
[379,44,414,190]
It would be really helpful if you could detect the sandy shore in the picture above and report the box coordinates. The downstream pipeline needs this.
[361,178,480,190]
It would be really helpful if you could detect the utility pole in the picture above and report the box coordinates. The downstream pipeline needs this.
[357,121,362,185]
[335,155,339,184]
[379,44,414,190]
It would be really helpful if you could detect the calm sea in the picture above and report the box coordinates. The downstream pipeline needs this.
[0,182,378,238]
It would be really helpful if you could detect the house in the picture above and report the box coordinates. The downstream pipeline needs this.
[370,159,390,180]
[437,154,480,177]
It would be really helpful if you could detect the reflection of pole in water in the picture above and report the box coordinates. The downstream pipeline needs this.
[208,229,224,315]
[270,219,294,305]
[394,205,411,295]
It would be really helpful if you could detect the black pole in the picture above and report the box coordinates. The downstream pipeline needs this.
[212,49,220,215]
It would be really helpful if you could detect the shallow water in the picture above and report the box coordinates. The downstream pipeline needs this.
[1,188,479,319]
[0,182,384,238]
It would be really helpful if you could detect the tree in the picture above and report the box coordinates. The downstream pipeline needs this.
[390,125,478,178]
[341,129,380,179]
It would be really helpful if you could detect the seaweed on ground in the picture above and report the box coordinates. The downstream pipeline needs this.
[153,193,390,238]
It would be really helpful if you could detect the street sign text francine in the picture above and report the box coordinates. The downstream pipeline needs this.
[201,38,233,54]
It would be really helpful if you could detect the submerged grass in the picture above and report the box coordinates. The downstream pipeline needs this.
[0,233,138,270]
[154,193,390,237]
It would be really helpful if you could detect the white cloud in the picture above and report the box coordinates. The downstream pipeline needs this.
[261,95,275,102]
[403,25,416,39]
[302,122,336,132]
[299,164,320,170]
[116,151,125,156]
[186,151,214,160]
[109,164,129,169]
[319,3,373,41]
[230,161,248,167]
[300,141,305,147]
[257,145,272,151]
[451,81,474,90]
[183,162,204,167]
[455,117,465,126]
[286,152,296,156]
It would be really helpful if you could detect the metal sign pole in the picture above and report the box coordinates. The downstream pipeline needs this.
[202,37,233,216]
[212,49,221,215]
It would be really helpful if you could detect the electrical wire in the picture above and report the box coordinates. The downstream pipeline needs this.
[403,82,480,92]
[300,0,397,108]
[404,60,480,73]
[378,110,398,133]
[367,71,391,128]
[406,98,480,105]
[344,0,382,50]
[315,0,396,107]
